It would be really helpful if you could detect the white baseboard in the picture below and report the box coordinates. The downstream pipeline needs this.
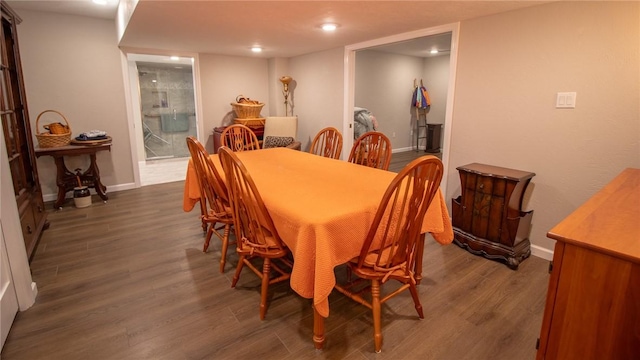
[42,182,137,203]
[531,244,554,261]
[392,146,413,153]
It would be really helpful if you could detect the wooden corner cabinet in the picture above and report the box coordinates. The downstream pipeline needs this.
[451,163,535,269]
[536,168,640,360]
[1,3,48,260]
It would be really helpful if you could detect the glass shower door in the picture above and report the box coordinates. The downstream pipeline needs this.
[137,60,197,160]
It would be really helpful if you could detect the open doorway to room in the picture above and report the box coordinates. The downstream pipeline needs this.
[126,54,201,186]
[344,24,459,195]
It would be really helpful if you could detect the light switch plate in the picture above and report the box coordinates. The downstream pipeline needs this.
[556,92,577,109]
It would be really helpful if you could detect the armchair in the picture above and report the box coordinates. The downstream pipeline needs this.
[262,116,301,150]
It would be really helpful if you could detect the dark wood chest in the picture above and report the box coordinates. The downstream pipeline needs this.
[451,163,535,269]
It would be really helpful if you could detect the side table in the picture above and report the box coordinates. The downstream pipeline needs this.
[35,143,111,209]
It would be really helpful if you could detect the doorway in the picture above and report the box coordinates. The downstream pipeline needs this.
[135,59,197,159]
[126,54,201,186]
[344,23,459,196]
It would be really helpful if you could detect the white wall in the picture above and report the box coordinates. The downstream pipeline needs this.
[449,1,640,254]
[267,57,290,117]
[422,55,450,126]
[16,10,133,197]
[198,53,269,151]
[198,48,346,153]
[289,47,345,152]
[422,55,450,151]
[354,50,452,151]
[355,50,423,150]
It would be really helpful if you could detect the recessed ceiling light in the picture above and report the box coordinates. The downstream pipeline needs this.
[170,56,180,61]
[430,49,439,54]
[92,0,108,5]
[251,47,262,53]
[321,23,338,32]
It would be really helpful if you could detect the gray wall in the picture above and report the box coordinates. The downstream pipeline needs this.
[288,47,345,153]
[17,11,133,196]
[355,50,451,151]
[198,54,270,151]
[448,1,639,252]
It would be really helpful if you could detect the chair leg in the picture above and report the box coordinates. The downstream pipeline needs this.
[371,279,382,353]
[203,224,214,252]
[219,224,231,273]
[408,282,424,319]
[231,255,245,288]
[260,258,271,320]
[199,197,207,232]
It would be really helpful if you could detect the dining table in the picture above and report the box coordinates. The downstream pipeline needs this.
[183,147,453,349]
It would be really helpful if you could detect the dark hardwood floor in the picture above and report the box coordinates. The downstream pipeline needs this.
[388,149,441,173]
[2,160,549,360]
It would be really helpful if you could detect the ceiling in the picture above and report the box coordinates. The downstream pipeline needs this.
[7,0,549,58]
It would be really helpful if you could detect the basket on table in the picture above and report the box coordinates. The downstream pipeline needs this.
[35,110,72,148]
[230,95,264,119]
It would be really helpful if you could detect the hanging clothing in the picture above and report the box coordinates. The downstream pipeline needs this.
[412,82,431,108]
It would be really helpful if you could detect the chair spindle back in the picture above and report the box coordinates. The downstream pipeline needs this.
[310,127,343,159]
[348,131,392,170]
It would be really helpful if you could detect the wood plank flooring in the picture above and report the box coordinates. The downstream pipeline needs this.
[2,156,549,359]
[388,149,441,173]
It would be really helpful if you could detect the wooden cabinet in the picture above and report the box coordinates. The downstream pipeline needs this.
[1,3,47,260]
[537,168,640,360]
[451,163,534,269]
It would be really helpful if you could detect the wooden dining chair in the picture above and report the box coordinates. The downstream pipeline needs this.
[309,127,343,159]
[347,131,392,170]
[186,137,235,273]
[218,146,293,320]
[334,155,444,353]
[220,124,261,151]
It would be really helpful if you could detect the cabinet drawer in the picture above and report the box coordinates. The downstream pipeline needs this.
[470,175,507,196]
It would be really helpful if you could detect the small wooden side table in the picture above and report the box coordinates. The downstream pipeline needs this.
[35,143,111,209]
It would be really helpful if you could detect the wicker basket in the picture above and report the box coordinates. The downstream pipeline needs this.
[230,102,264,119]
[35,110,72,148]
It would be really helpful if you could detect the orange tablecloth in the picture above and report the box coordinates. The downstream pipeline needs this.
[183,148,453,317]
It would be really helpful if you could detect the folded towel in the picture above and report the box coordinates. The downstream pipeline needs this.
[82,130,107,137]
[76,130,108,141]
[76,134,108,141]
